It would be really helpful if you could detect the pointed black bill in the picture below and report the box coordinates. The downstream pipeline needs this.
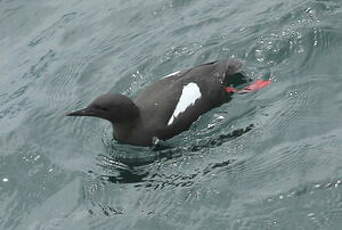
[66,107,95,117]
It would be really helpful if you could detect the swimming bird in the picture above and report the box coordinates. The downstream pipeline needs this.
[67,60,271,146]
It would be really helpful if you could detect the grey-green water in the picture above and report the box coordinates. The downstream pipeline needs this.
[1,0,342,229]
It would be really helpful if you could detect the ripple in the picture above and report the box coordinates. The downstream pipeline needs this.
[2,0,342,229]
[29,12,78,47]
[230,177,342,230]
[46,61,85,107]
[261,81,310,138]
[244,0,340,72]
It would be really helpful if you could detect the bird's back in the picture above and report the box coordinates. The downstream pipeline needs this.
[132,60,242,141]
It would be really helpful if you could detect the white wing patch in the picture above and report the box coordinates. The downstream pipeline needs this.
[167,82,201,125]
[162,71,180,79]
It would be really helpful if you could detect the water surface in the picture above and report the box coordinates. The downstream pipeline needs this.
[1,0,342,229]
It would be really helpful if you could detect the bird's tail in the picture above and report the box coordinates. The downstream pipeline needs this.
[221,59,250,87]
[222,59,272,93]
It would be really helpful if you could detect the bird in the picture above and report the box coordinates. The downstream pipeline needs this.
[67,60,271,146]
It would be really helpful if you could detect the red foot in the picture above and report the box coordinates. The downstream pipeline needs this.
[225,80,272,94]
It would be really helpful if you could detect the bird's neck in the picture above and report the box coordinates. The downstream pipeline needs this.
[111,120,138,142]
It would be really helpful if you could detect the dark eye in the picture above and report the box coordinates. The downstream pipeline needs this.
[94,105,108,111]
[99,106,108,111]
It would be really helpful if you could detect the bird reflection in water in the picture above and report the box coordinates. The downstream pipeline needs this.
[95,124,254,186]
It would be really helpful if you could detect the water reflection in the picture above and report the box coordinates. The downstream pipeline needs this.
[95,124,254,185]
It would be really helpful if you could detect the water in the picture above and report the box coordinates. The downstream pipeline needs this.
[1,0,342,229]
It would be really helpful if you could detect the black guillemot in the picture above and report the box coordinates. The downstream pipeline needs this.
[67,60,271,146]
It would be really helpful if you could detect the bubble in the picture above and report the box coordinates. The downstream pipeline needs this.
[313,40,318,47]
